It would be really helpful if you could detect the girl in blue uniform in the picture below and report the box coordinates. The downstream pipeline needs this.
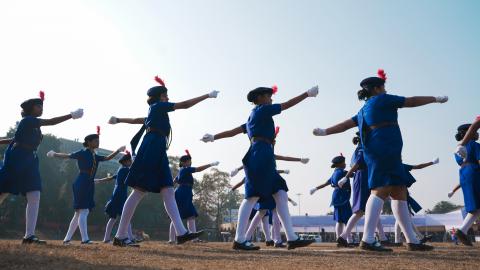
[451,124,480,246]
[168,150,219,243]
[108,76,218,247]
[310,155,352,241]
[0,91,84,244]
[313,69,447,251]
[201,84,318,250]
[100,151,137,243]
[393,159,439,246]
[48,126,125,245]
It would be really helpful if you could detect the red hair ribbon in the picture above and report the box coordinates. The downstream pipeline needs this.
[271,84,278,95]
[154,76,166,86]
[39,91,45,101]
[377,69,387,81]
[275,126,280,136]
[185,149,191,157]
[96,126,101,136]
[340,153,343,157]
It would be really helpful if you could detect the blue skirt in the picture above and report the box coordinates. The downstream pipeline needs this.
[242,141,282,199]
[175,185,198,219]
[334,203,352,224]
[105,186,128,219]
[351,169,369,213]
[72,173,95,210]
[126,133,173,193]
[364,127,408,189]
[407,195,422,215]
[258,196,276,210]
[0,144,41,195]
[459,164,480,213]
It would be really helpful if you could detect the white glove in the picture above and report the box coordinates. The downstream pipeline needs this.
[448,191,454,198]
[300,158,310,164]
[313,128,327,136]
[70,108,84,119]
[210,161,220,166]
[117,146,126,152]
[201,134,215,143]
[435,96,448,103]
[108,116,118,124]
[208,90,220,98]
[309,188,318,195]
[456,145,467,159]
[283,169,290,174]
[230,169,239,177]
[306,85,319,97]
[432,158,440,165]
[107,173,112,178]
[46,150,56,158]
[290,200,298,206]
[338,177,348,188]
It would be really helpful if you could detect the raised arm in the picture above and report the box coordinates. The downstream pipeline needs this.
[103,146,126,161]
[40,109,84,126]
[275,155,301,162]
[411,158,439,170]
[201,125,245,143]
[231,178,246,191]
[230,165,244,177]
[195,161,220,173]
[403,96,448,108]
[110,117,146,125]
[280,86,318,111]
[310,179,330,195]
[314,119,357,136]
[174,91,219,110]
[448,184,462,198]
[460,118,480,146]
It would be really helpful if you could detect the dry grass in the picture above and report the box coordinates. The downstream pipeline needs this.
[0,240,478,270]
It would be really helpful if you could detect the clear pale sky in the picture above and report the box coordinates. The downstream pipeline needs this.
[1,0,479,215]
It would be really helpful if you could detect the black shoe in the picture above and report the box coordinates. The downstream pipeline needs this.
[274,242,287,248]
[420,235,433,244]
[359,241,392,252]
[455,230,473,246]
[380,240,395,247]
[265,240,274,246]
[22,235,46,245]
[390,242,403,247]
[287,238,315,250]
[232,241,260,250]
[406,243,434,251]
[336,237,349,248]
[113,237,140,247]
[176,231,204,245]
[81,240,97,245]
[348,242,360,247]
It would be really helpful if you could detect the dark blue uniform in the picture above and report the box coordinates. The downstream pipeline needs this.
[455,140,480,213]
[174,166,199,219]
[105,166,130,218]
[350,145,369,213]
[402,164,422,215]
[328,168,352,223]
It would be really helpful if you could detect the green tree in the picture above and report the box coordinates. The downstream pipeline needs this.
[425,201,462,214]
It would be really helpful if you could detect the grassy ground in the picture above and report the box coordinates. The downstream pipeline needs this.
[0,240,478,270]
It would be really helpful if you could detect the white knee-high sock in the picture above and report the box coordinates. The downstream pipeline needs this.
[261,216,272,241]
[104,218,117,242]
[128,223,134,240]
[116,189,145,239]
[340,212,363,243]
[335,223,344,238]
[391,200,419,244]
[78,209,90,242]
[234,197,259,243]
[64,211,80,241]
[361,194,384,244]
[272,190,297,241]
[169,222,176,242]
[272,209,282,244]
[161,187,188,236]
[376,219,387,241]
[187,218,196,233]
[395,220,402,243]
[245,210,265,240]
[459,210,480,234]
[25,191,40,238]
[0,193,8,205]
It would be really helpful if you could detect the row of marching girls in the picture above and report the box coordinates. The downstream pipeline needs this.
[201,84,319,250]
[0,91,84,244]
[311,69,448,252]
[309,133,439,248]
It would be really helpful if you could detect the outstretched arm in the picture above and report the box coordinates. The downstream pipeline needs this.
[201,125,245,143]
[103,146,126,161]
[230,165,244,177]
[314,119,357,136]
[40,114,72,126]
[231,178,246,191]
[49,152,71,159]
[280,86,318,111]
[174,91,218,110]
[460,118,480,146]
[411,162,433,170]
[0,138,12,145]
[110,117,146,125]
[345,163,360,178]
[448,184,461,198]
[195,161,220,173]
[275,155,301,162]
[310,180,330,194]
[403,96,447,108]
[94,175,115,184]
